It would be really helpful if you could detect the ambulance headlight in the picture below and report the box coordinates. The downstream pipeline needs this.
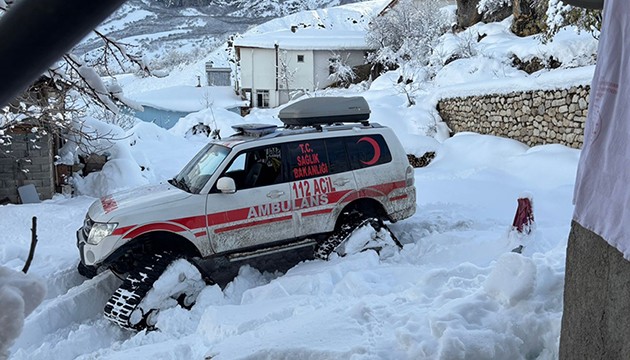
[87,222,118,245]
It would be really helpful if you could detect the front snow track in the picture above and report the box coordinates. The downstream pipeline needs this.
[103,251,207,331]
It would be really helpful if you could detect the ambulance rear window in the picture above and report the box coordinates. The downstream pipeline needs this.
[285,135,390,182]
[345,135,391,169]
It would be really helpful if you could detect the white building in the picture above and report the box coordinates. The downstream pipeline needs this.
[234,28,375,108]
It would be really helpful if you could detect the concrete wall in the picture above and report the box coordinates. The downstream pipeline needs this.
[280,49,315,91]
[238,47,280,107]
[560,221,630,359]
[0,128,54,203]
[437,85,590,149]
[206,68,231,86]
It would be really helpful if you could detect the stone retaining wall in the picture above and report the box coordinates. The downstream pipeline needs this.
[437,85,590,149]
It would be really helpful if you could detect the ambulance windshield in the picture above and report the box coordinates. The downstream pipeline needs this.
[171,143,230,194]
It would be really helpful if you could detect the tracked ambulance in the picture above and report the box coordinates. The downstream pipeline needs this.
[76,96,416,330]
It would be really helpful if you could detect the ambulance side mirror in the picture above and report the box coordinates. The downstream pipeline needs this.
[217,177,236,194]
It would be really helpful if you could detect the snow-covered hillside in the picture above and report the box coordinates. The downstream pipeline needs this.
[110,0,391,96]
[2,1,600,358]
[75,0,367,68]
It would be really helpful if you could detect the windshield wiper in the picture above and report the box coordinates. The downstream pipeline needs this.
[168,177,191,193]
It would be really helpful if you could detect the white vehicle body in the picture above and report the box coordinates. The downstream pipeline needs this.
[77,97,416,271]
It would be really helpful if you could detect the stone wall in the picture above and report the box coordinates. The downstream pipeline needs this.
[437,85,590,149]
[0,127,55,203]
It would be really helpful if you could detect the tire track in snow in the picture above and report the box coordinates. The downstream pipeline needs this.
[11,271,122,356]
[44,266,90,300]
[390,205,476,246]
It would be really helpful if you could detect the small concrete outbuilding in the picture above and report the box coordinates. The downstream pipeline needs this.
[0,123,57,204]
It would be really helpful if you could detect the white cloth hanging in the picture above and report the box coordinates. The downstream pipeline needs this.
[573,0,630,258]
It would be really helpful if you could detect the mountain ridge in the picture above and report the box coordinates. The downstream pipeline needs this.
[75,0,368,62]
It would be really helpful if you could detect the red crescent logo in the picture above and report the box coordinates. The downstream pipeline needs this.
[357,137,381,166]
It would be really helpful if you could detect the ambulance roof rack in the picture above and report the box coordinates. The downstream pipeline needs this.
[231,123,278,137]
[278,96,371,129]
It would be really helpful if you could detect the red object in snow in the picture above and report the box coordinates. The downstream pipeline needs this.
[512,197,534,234]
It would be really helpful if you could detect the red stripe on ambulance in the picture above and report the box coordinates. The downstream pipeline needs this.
[122,223,187,239]
[389,194,408,202]
[302,208,333,217]
[112,180,408,239]
[215,215,293,234]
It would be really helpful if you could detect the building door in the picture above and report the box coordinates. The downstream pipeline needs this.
[256,90,270,108]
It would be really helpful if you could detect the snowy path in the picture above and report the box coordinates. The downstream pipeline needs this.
[7,205,566,359]
[12,274,124,359]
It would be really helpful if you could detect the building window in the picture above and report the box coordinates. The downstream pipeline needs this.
[256,90,270,108]
[297,55,304,63]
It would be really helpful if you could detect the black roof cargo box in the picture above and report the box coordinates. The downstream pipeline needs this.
[279,96,370,126]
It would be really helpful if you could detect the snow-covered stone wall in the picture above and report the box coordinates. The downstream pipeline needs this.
[437,85,590,149]
[0,127,55,203]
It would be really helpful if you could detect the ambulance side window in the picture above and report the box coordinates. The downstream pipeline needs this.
[226,153,246,173]
[324,138,350,175]
[221,146,282,190]
[287,140,330,181]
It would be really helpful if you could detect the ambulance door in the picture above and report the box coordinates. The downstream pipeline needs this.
[287,138,357,237]
[208,145,294,253]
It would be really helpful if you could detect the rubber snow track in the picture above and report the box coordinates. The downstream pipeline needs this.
[315,217,402,260]
[103,251,174,330]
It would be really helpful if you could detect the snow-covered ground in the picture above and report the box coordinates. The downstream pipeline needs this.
[1,1,597,359]
[2,128,578,360]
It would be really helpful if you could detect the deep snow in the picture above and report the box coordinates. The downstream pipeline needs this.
[1,1,596,359]
[2,130,578,360]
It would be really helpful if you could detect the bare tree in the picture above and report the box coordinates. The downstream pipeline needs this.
[366,0,450,106]
[277,50,300,103]
[0,3,160,157]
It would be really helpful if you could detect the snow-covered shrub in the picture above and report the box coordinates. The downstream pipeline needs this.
[477,0,510,14]
[366,0,451,70]
[150,45,217,73]
[328,53,356,88]
[366,0,452,106]
[451,31,478,62]
[542,0,601,41]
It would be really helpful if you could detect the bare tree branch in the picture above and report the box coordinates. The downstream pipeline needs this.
[93,30,153,76]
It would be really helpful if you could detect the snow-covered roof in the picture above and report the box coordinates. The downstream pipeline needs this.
[233,28,374,51]
[128,85,247,112]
